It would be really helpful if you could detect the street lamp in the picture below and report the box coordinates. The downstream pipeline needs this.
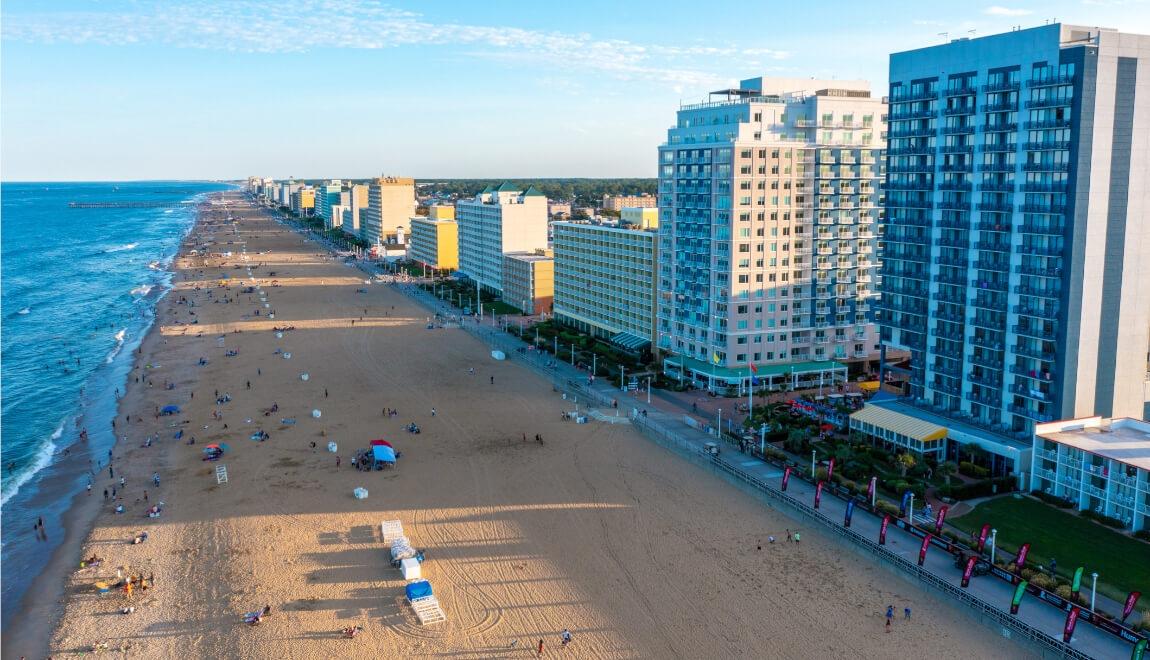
[1091,572,1099,611]
[646,377,651,404]
[990,528,998,564]
[717,408,722,437]
[621,365,626,391]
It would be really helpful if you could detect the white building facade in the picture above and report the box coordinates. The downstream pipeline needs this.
[657,77,886,390]
[455,183,548,296]
[1031,417,1150,532]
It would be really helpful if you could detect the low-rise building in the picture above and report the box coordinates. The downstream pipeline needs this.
[619,207,659,229]
[602,193,657,211]
[290,186,315,216]
[1030,417,1150,532]
[426,205,455,220]
[553,222,658,351]
[409,217,458,272]
[502,250,553,315]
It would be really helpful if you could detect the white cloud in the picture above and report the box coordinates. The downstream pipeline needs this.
[0,1,780,91]
[983,5,1034,15]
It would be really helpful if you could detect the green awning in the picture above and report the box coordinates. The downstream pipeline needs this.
[665,354,847,380]
[611,331,651,351]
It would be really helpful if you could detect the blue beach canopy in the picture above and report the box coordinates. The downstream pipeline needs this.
[405,580,432,600]
[372,445,396,463]
[161,405,180,413]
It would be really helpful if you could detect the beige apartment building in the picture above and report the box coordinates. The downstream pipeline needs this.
[362,177,416,246]
[602,193,657,211]
[658,77,886,392]
[503,250,554,315]
[455,183,548,296]
[409,217,459,272]
[553,222,659,349]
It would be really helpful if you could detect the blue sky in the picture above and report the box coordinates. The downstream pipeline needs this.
[2,0,1147,181]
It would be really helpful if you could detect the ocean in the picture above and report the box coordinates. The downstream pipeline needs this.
[0,181,231,624]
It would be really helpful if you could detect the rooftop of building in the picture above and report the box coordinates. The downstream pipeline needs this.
[410,216,456,224]
[891,23,1122,62]
[504,250,553,262]
[552,220,656,234]
[1035,417,1150,471]
[867,397,1033,453]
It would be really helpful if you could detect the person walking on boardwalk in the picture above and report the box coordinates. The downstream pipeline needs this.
[537,639,544,657]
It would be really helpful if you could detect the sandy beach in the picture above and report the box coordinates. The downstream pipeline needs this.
[10,193,1021,658]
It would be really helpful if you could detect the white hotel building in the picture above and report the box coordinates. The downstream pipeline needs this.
[657,77,886,391]
[455,183,548,296]
[1030,417,1150,532]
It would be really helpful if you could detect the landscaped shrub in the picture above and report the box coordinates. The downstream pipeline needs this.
[1030,573,1055,590]
[1080,509,1127,529]
[1030,490,1075,509]
[875,501,900,516]
[958,461,991,479]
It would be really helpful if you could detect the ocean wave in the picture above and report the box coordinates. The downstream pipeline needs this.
[106,329,127,364]
[130,284,154,297]
[104,243,138,253]
[0,418,64,509]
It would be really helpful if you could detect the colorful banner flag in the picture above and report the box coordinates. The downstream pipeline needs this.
[866,477,876,503]
[934,504,949,535]
[1132,638,1148,660]
[1063,606,1080,643]
[918,534,932,566]
[1010,580,1028,615]
[1015,543,1030,572]
[844,499,855,528]
[879,514,890,545]
[827,457,835,481]
[899,491,912,518]
[1071,566,1084,599]
[1123,591,1142,621]
[977,524,991,553]
[781,466,792,492]
[961,555,977,587]
[712,352,721,365]
[814,481,824,509]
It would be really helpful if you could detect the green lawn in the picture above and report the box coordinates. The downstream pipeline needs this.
[950,496,1150,603]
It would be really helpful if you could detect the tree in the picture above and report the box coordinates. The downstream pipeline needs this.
[897,452,917,477]
[938,461,959,485]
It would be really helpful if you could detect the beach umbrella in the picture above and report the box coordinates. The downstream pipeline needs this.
[311,409,322,418]
[370,439,393,448]
[161,405,181,414]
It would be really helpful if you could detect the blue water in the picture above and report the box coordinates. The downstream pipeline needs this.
[0,181,230,624]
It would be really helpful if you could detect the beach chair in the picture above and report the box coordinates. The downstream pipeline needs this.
[410,595,446,625]
[381,520,403,545]
[216,465,228,484]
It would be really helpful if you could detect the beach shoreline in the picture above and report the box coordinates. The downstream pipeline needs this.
[1,198,217,658]
[22,193,1021,658]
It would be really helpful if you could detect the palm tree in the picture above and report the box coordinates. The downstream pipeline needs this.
[938,461,959,485]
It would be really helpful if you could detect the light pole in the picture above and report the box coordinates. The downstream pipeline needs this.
[990,528,998,564]
[811,449,817,477]
[571,343,576,366]
[646,377,651,403]
[717,408,722,437]
[1091,572,1099,611]
[592,353,597,376]
[554,336,558,356]
[760,422,767,456]
[621,365,626,391]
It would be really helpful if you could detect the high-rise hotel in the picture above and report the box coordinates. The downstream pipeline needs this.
[657,77,886,391]
[879,25,1150,445]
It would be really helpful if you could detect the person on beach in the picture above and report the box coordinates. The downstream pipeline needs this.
[904,606,911,619]
[537,639,544,657]
[561,629,572,646]
[886,605,894,622]
[335,456,341,469]
[885,619,891,633]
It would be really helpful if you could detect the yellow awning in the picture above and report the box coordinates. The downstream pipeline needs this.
[850,405,948,442]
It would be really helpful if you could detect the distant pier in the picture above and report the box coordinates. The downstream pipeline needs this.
[68,201,197,209]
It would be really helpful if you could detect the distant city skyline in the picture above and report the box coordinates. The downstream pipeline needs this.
[2,0,1148,181]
